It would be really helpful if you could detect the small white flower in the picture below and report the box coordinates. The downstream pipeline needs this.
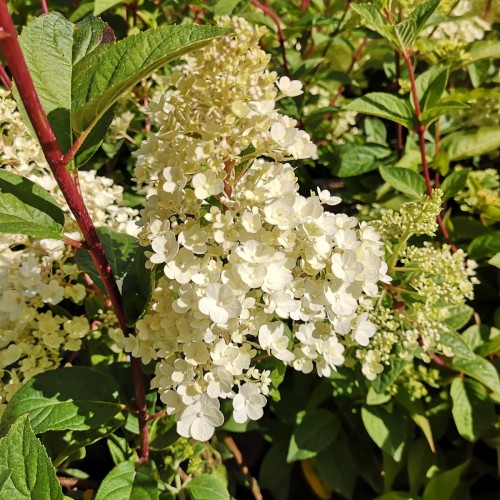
[233,383,267,423]
[176,395,224,441]
[199,283,242,325]
[277,76,303,97]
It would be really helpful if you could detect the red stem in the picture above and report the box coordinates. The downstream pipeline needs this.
[251,0,290,77]
[0,1,150,461]
[400,50,457,252]
[0,60,10,88]
[41,0,48,14]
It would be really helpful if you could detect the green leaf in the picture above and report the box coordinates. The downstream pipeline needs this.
[71,25,228,134]
[422,462,468,500]
[351,4,388,31]
[394,19,416,49]
[0,170,64,239]
[213,0,250,16]
[149,416,178,451]
[379,166,426,198]
[371,360,404,394]
[440,126,500,161]
[1,367,121,434]
[468,40,500,63]
[75,227,138,293]
[73,15,115,64]
[287,410,339,462]
[0,415,63,500]
[345,93,415,129]
[440,169,469,200]
[415,67,448,111]
[122,245,153,325]
[420,101,469,126]
[95,461,158,500]
[468,232,500,260]
[450,378,495,442]
[18,12,73,152]
[407,439,436,495]
[259,440,292,500]
[185,474,230,500]
[18,13,114,157]
[408,0,440,33]
[94,0,126,16]
[361,406,409,462]
[333,144,392,177]
[442,304,474,330]
[314,436,356,499]
[351,4,397,45]
[488,252,500,269]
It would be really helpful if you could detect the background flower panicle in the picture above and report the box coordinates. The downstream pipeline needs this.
[130,17,390,441]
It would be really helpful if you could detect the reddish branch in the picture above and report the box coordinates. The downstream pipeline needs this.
[41,0,48,14]
[225,436,263,500]
[0,60,10,88]
[383,8,457,252]
[251,0,290,76]
[0,0,150,462]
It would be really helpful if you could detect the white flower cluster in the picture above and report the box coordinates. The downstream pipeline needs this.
[0,235,90,415]
[128,17,390,441]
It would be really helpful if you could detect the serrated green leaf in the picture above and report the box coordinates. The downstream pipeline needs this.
[415,66,449,110]
[18,12,117,164]
[287,410,339,462]
[468,232,500,260]
[394,19,416,49]
[361,406,409,462]
[440,169,470,200]
[71,25,228,134]
[18,12,73,152]
[185,474,230,500]
[122,245,153,325]
[450,378,495,442]
[1,367,121,434]
[95,461,158,500]
[333,144,392,177]
[346,93,415,129]
[75,227,138,293]
[351,4,396,45]
[408,0,440,33]
[0,170,64,239]
[94,0,126,16]
[379,166,426,198]
[440,126,500,161]
[0,415,63,500]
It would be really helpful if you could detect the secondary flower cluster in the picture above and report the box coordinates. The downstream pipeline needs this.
[127,17,390,441]
[0,90,139,414]
[358,192,478,383]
